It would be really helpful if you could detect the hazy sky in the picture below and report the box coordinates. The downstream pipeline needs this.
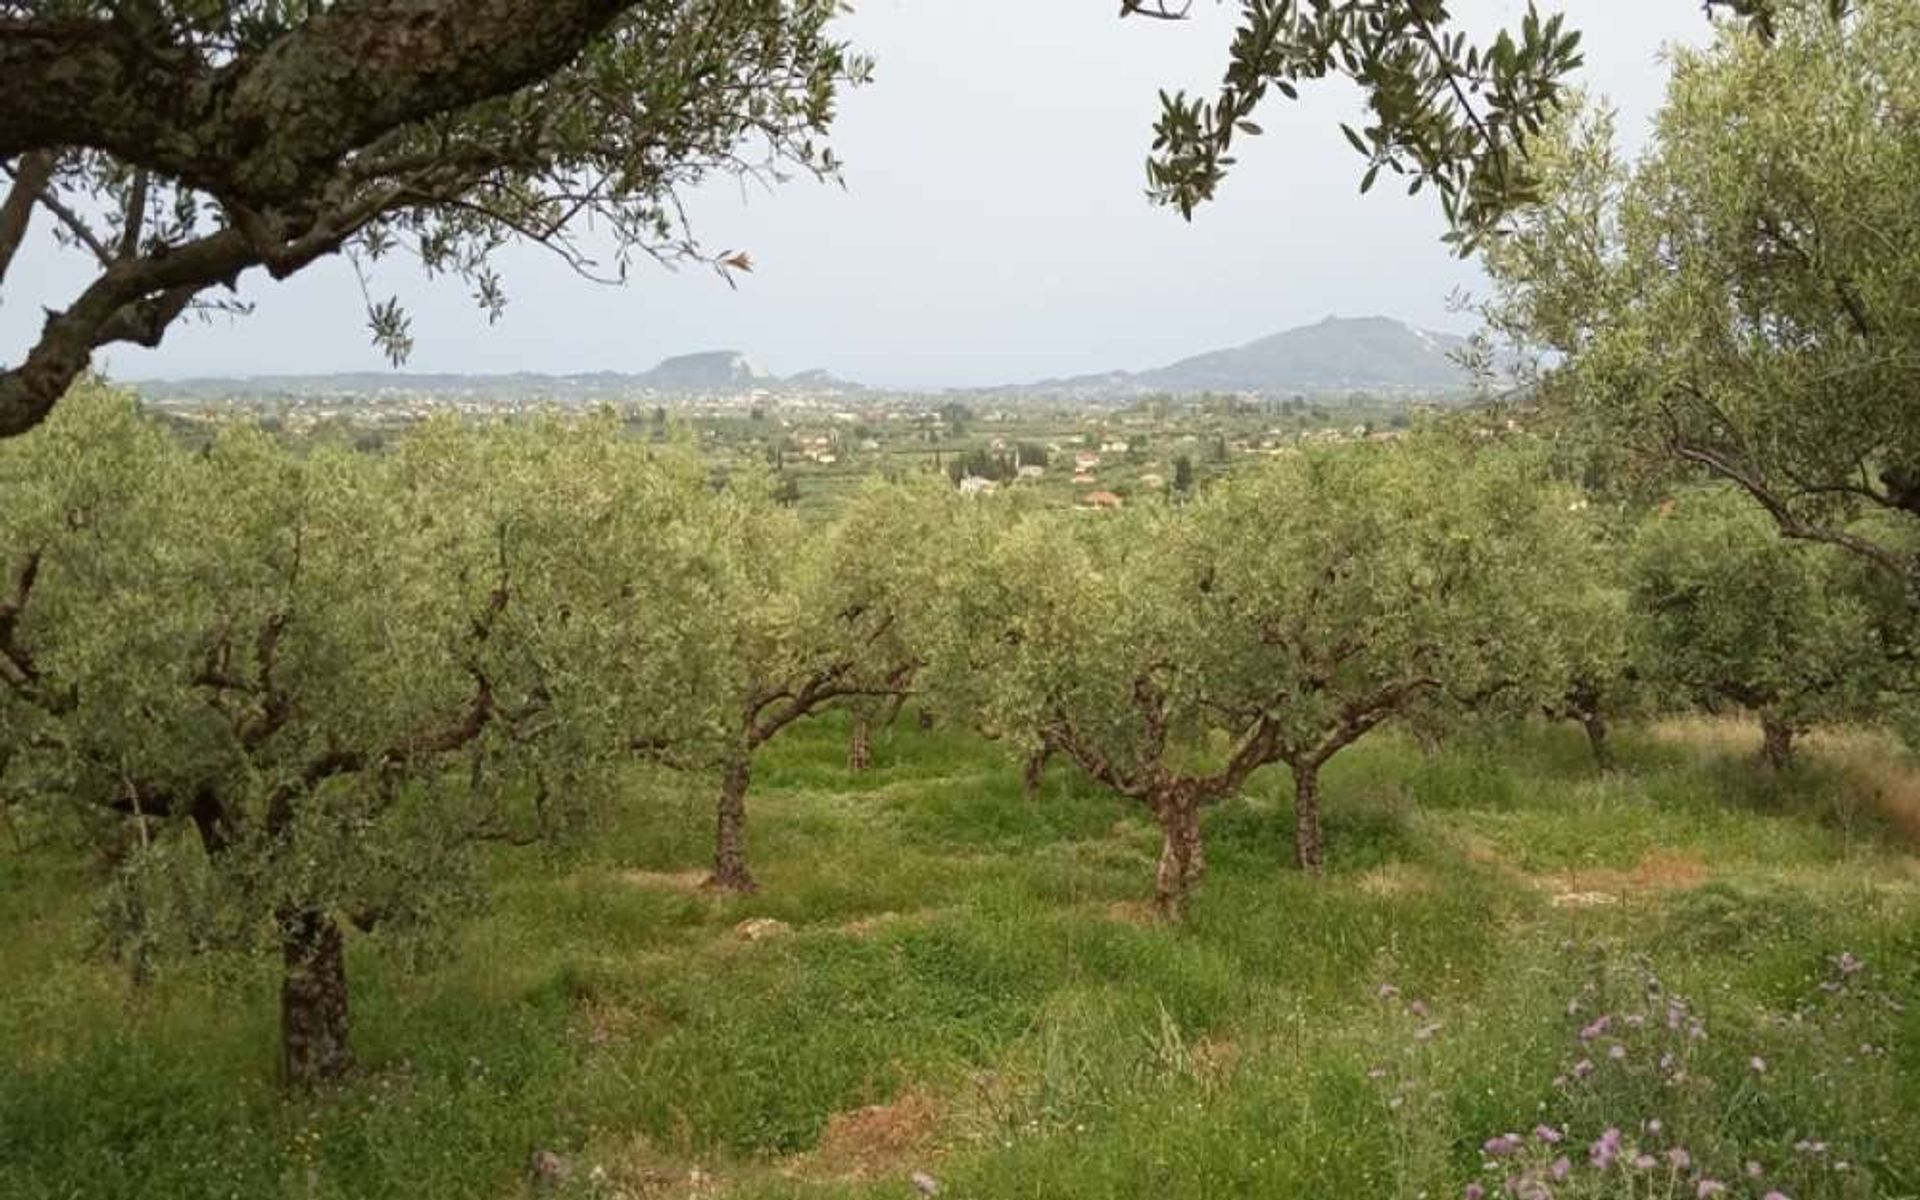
[1,1,1711,389]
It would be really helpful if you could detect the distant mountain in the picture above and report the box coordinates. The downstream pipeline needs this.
[1016,316,1475,398]
[134,350,866,402]
[635,350,769,390]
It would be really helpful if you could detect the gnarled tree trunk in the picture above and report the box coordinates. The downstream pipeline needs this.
[1021,742,1051,802]
[706,752,758,892]
[847,716,872,772]
[1152,813,1194,922]
[1290,760,1324,873]
[1579,710,1613,772]
[1759,716,1797,770]
[1151,795,1206,921]
[1181,803,1205,886]
[279,907,351,1089]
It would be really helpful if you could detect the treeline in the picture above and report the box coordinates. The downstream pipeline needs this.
[1,383,1914,1087]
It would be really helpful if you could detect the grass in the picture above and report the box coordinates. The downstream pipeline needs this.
[1,714,1917,1200]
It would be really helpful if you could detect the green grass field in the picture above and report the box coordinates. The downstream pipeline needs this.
[3,716,1917,1200]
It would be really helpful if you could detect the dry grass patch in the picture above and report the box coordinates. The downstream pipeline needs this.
[1185,1036,1244,1089]
[1357,862,1440,896]
[590,1135,727,1200]
[1649,713,1761,758]
[1100,899,1161,926]
[1807,728,1920,847]
[618,869,714,894]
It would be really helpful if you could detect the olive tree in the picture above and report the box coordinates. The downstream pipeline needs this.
[0,1,866,436]
[0,386,710,1086]
[1182,441,1593,873]
[922,440,1590,918]
[635,479,946,892]
[1529,504,1647,771]
[1627,488,1892,767]
[1481,0,1920,608]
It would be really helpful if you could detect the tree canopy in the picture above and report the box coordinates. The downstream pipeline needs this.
[918,439,1594,915]
[1481,0,1920,607]
[0,1,866,437]
[1128,2,1860,250]
[1627,487,1899,766]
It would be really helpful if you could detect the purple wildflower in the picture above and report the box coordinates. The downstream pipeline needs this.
[1409,999,1431,1019]
[1485,1134,1525,1157]
[1697,1181,1726,1198]
[1572,1059,1595,1079]
[1378,983,1401,1000]
[1667,1148,1691,1169]
[1836,952,1863,975]
[1533,1125,1562,1144]
[1579,1015,1613,1042]
[1590,1127,1623,1170]
[1762,1193,1791,1200]
[1548,1157,1570,1181]
[1632,1155,1658,1170]
[1464,1185,1485,1200]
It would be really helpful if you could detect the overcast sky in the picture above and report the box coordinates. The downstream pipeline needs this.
[0,1,1712,390]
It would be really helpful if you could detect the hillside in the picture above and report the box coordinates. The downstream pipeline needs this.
[133,352,866,402]
[1017,315,1475,398]
[5,713,1915,1198]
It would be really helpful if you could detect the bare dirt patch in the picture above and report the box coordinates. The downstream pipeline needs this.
[1537,849,1713,904]
[1187,1036,1243,1088]
[793,1089,946,1183]
[838,910,908,936]
[732,917,792,942]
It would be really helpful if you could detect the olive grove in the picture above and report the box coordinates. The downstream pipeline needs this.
[0,384,719,1085]
[918,441,1601,918]
[632,480,946,892]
